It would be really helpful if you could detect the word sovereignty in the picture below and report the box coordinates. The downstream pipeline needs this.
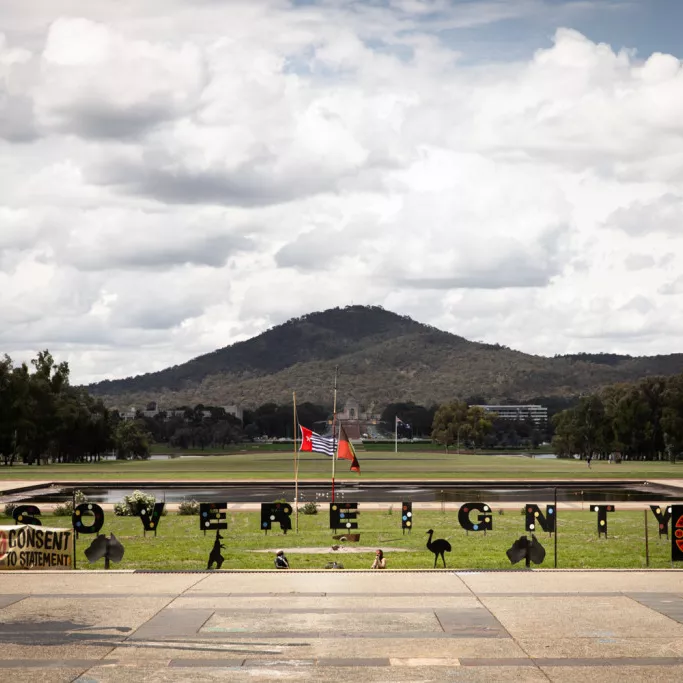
[0,525,73,570]
[11,500,683,564]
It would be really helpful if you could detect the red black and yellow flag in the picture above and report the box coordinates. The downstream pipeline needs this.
[337,425,360,473]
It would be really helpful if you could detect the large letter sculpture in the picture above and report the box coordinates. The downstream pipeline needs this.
[672,505,683,562]
[199,503,227,533]
[330,503,358,532]
[525,504,555,535]
[261,503,293,534]
[139,502,165,536]
[650,505,672,539]
[592,505,614,538]
[72,503,105,536]
[402,502,413,534]
[12,505,42,526]
[458,503,492,533]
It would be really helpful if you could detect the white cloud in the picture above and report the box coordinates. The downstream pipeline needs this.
[1,2,683,384]
[34,18,207,138]
[624,253,655,271]
[604,194,683,236]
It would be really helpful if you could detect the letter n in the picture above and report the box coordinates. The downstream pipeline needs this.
[525,504,555,534]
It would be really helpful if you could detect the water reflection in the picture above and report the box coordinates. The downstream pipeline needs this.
[14,481,681,504]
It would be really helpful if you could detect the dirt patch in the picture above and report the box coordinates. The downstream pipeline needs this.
[253,546,410,554]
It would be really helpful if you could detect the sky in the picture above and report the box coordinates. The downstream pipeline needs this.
[2,0,683,385]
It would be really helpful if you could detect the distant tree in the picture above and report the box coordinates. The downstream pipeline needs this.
[464,406,494,448]
[431,402,493,452]
[431,401,468,452]
[551,409,578,458]
[115,420,151,460]
[551,395,611,459]
[662,375,683,462]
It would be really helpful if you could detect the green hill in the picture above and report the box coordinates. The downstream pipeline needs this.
[87,305,683,409]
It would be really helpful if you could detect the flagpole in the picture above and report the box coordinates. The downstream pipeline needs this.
[293,391,299,533]
[395,415,398,454]
[331,365,339,503]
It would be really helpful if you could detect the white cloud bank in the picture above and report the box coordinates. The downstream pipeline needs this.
[1,0,682,384]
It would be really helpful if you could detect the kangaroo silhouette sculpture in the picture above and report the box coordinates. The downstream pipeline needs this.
[207,530,225,570]
[426,529,452,568]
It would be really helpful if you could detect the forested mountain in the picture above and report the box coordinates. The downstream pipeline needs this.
[87,305,683,409]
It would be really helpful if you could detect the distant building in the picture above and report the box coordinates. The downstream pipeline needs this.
[119,404,244,423]
[121,406,137,421]
[328,398,381,440]
[472,404,548,425]
[223,405,244,423]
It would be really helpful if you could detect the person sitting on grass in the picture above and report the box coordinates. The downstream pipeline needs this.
[371,549,386,569]
[274,549,289,569]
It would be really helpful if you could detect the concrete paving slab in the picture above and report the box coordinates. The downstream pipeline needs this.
[0,571,206,595]
[1,570,683,681]
[480,595,683,639]
[201,609,442,635]
[0,669,87,683]
[186,572,471,594]
[541,664,683,683]
[80,664,549,682]
[0,597,172,638]
[167,594,481,610]
[0,594,27,608]
[458,570,683,594]
[519,637,683,659]
[102,636,528,662]
[0,644,114,661]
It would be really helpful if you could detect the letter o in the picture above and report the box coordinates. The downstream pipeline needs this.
[72,503,104,534]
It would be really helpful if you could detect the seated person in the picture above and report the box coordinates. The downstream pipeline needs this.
[371,549,386,569]
[274,549,289,569]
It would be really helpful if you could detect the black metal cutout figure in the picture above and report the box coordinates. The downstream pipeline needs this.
[207,529,225,570]
[506,534,546,568]
[84,533,125,569]
[426,529,451,568]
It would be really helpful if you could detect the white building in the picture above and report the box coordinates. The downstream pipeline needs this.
[223,405,244,423]
[471,404,548,425]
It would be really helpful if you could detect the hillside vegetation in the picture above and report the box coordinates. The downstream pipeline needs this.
[87,305,683,409]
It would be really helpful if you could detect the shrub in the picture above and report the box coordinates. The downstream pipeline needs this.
[114,490,163,517]
[54,490,87,516]
[299,501,319,515]
[178,499,200,516]
[3,502,16,518]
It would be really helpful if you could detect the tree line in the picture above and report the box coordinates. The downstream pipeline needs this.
[551,375,683,461]
[0,352,150,465]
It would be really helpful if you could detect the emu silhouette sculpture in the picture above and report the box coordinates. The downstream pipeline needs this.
[207,530,225,570]
[426,529,451,568]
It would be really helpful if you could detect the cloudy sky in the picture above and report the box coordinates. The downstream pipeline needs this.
[2,0,683,384]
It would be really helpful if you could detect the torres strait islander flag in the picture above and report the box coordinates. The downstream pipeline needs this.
[336,424,361,473]
[299,425,335,457]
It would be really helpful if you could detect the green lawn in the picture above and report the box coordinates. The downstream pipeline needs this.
[0,451,681,482]
[1,509,677,570]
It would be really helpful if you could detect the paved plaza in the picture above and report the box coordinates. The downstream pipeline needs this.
[1,570,683,682]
